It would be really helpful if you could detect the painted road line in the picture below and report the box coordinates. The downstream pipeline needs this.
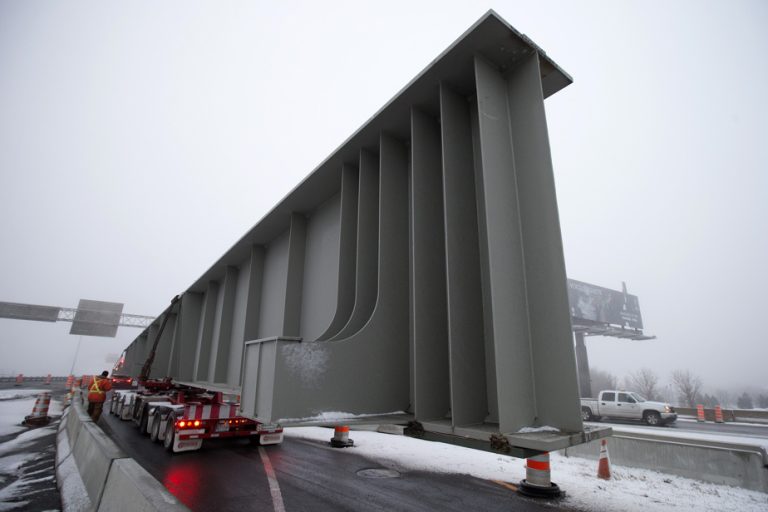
[492,480,519,492]
[258,446,286,512]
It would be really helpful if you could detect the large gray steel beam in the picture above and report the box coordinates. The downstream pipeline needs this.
[128,11,603,452]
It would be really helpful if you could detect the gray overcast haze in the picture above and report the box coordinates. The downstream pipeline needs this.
[1,1,766,397]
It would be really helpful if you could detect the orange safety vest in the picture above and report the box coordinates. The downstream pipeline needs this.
[87,376,112,403]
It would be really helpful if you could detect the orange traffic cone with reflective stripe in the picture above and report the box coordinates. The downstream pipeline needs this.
[597,438,611,480]
[518,451,563,498]
[330,426,354,448]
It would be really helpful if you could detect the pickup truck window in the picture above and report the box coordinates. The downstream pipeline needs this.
[618,392,633,403]
[602,392,616,401]
[630,392,646,402]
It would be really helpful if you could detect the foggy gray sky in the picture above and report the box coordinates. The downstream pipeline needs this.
[1,1,766,394]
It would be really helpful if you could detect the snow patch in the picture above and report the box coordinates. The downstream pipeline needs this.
[0,426,57,458]
[515,425,560,434]
[279,410,407,424]
[0,390,49,401]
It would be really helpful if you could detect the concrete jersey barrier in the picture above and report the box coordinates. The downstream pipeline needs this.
[562,431,768,493]
[56,391,190,511]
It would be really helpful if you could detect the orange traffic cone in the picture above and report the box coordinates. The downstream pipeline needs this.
[330,426,354,448]
[597,438,611,480]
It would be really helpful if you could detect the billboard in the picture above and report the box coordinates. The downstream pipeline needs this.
[567,279,643,329]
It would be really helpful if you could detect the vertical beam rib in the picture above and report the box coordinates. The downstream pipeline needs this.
[410,108,449,422]
[177,292,202,382]
[506,54,582,431]
[332,150,379,339]
[474,55,535,432]
[283,213,307,337]
[212,266,238,383]
[440,84,490,428]
[194,282,219,382]
[318,165,359,340]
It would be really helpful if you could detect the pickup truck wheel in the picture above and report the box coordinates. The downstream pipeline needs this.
[644,411,661,426]
[581,407,594,421]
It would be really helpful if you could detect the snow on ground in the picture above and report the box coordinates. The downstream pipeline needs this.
[0,394,61,438]
[284,427,768,512]
[0,394,62,512]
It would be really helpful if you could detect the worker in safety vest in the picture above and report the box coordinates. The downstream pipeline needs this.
[86,371,113,422]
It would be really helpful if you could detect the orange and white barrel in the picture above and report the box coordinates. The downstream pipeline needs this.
[66,375,74,388]
[696,404,705,422]
[330,426,354,448]
[14,374,23,386]
[44,374,52,385]
[714,405,724,423]
[518,452,562,498]
[24,392,51,426]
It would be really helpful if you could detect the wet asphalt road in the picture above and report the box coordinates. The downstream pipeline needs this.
[99,400,575,512]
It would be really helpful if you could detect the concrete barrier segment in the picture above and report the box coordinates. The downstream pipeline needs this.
[71,421,127,508]
[562,435,768,493]
[98,459,189,512]
[56,414,94,511]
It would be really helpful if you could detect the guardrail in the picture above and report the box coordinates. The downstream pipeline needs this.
[55,390,189,511]
[675,407,768,423]
[0,376,68,382]
[561,429,768,493]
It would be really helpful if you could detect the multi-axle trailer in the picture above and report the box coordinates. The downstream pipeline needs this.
[109,379,283,453]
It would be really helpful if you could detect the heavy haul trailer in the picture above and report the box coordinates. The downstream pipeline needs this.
[110,381,283,453]
[118,11,610,462]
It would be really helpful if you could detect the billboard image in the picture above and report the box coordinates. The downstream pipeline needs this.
[567,279,643,329]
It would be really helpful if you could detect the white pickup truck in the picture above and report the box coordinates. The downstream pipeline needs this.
[581,390,677,426]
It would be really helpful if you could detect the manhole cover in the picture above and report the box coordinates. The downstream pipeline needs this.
[356,468,401,479]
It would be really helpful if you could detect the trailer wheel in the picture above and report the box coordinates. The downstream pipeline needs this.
[150,413,162,443]
[138,405,149,435]
[163,416,176,452]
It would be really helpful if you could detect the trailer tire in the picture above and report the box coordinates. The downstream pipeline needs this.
[150,412,162,443]
[163,417,176,452]
[138,405,149,435]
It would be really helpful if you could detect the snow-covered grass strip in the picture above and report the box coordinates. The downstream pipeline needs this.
[284,427,768,512]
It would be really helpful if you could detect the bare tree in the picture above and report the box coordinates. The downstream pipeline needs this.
[590,368,618,396]
[626,368,661,401]
[671,369,703,407]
